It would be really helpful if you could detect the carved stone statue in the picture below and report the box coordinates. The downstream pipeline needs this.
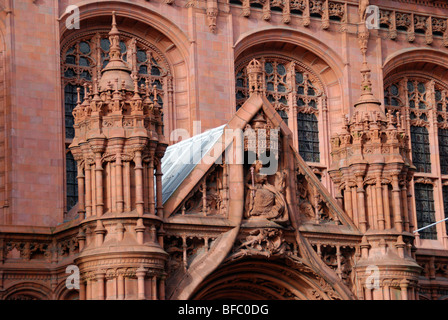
[244,161,289,225]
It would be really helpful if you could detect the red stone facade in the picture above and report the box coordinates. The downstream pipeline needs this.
[0,0,448,300]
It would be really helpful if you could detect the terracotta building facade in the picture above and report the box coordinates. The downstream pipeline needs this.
[0,0,448,300]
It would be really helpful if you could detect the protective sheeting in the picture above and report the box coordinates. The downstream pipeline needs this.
[160,125,226,204]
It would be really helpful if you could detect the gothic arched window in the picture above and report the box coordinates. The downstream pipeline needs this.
[410,125,431,173]
[414,182,437,240]
[61,31,169,215]
[385,76,448,242]
[235,57,322,164]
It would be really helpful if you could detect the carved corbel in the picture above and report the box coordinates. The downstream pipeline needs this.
[303,0,310,27]
[444,19,448,47]
[321,0,330,30]
[389,11,397,40]
[425,16,433,45]
[242,0,250,17]
[206,0,218,33]
[282,0,291,24]
[262,0,271,21]
[339,2,348,33]
[407,13,415,42]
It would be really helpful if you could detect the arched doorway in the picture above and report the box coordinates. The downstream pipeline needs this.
[190,257,341,300]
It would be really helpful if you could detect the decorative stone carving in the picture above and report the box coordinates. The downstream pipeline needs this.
[244,161,289,224]
[230,228,291,260]
[206,8,218,33]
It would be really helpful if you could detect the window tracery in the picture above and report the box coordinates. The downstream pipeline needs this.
[414,182,437,240]
[385,76,448,242]
[235,57,322,163]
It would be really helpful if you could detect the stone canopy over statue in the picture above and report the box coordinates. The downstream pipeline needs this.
[244,160,289,225]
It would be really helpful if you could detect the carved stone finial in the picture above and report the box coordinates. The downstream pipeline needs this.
[247,59,263,96]
[98,12,133,92]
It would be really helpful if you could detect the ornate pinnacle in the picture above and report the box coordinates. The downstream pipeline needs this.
[247,59,263,96]
[98,12,133,92]
[108,11,121,62]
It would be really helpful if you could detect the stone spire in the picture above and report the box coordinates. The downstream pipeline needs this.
[247,58,263,96]
[98,11,133,92]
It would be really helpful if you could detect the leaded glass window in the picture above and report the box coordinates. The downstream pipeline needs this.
[235,57,322,163]
[410,125,431,173]
[384,83,402,107]
[297,112,319,163]
[439,128,448,174]
[64,83,84,140]
[414,183,437,240]
[384,77,448,243]
[443,185,448,235]
[65,151,78,212]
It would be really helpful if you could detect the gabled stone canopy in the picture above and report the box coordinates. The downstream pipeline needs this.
[164,87,360,300]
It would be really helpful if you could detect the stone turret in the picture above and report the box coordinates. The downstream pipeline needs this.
[69,12,168,300]
[328,17,421,299]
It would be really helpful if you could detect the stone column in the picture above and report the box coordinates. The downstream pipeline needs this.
[79,280,86,300]
[77,163,85,217]
[136,267,147,300]
[383,184,391,229]
[85,163,92,218]
[96,270,106,300]
[155,157,163,218]
[375,176,385,230]
[124,161,131,212]
[344,182,353,220]
[400,280,409,300]
[148,157,155,216]
[134,150,144,216]
[117,271,125,300]
[356,174,367,233]
[151,275,158,300]
[116,154,124,213]
[383,283,391,300]
[391,174,403,233]
[95,153,104,216]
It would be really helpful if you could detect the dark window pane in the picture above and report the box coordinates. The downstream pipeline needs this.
[79,57,89,67]
[265,62,273,74]
[65,151,78,212]
[297,112,319,163]
[101,38,110,51]
[442,185,448,235]
[79,41,90,54]
[415,183,437,240]
[439,128,448,174]
[65,55,76,65]
[139,65,148,75]
[411,126,431,173]
[295,72,304,84]
[277,64,286,76]
[137,50,147,63]
[151,66,161,76]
